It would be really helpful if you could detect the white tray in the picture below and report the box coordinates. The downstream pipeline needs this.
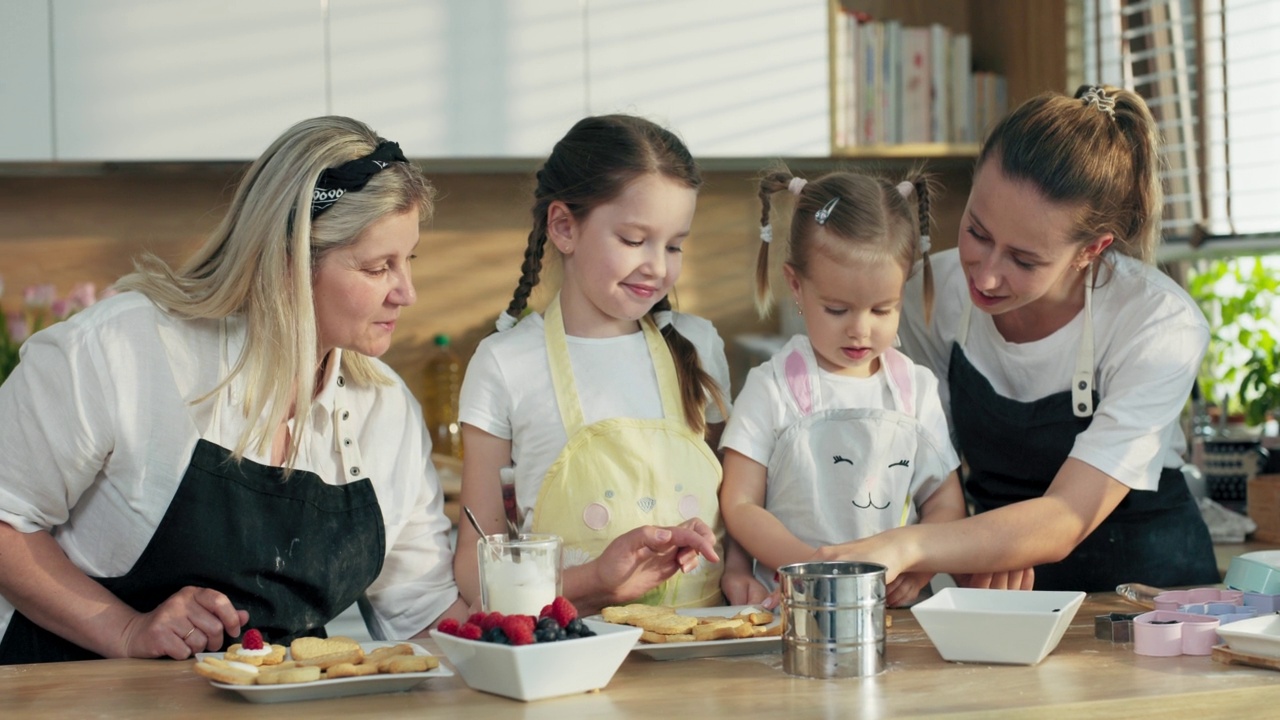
[197,640,452,704]
[592,605,782,661]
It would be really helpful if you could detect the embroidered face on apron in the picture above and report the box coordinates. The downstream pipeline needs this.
[759,340,927,588]
[530,296,725,608]
[0,326,387,665]
[950,279,1218,592]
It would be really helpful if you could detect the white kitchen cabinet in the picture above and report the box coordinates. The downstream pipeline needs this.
[51,0,326,161]
[329,0,587,158]
[585,0,829,158]
[0,0,54,161]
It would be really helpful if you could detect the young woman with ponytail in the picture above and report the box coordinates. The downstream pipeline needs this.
[827,86,1220,593]
[455,115,768,614]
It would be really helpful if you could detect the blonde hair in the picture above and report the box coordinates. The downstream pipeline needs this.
[979,85,1163,263]
[756,168,935,323]
[116,116,435,468]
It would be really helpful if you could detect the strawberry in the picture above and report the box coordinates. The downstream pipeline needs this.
[436,618,460,636]
[480,611,505,632]
[457,622,483,641]
[539,596,578,628]
[241,629,264,651]
[501,615,536,646]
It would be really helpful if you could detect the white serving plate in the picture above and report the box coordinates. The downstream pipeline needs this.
[594,605,782,661]
[1216,613,1280,659]
[197,640,451,704]
[430,618,640,702]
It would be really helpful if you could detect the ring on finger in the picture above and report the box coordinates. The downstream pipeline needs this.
[183,627,196,640]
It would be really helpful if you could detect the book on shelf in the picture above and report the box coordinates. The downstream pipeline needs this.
[831,10,1004,151]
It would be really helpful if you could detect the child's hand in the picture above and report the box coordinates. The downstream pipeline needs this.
[720,567,773,608]
[886,572,934,607]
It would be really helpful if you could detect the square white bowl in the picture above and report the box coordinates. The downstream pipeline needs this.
[429,619,641,702]
[910,587,1085,665]
[1216,613,1280,659]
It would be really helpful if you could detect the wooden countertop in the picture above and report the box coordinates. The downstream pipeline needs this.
[6,594,1280,718]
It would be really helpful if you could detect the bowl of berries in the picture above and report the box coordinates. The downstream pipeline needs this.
[430,596,641,702]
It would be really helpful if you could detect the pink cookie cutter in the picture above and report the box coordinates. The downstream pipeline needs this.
[1152,588,1243,611]
[1132,611,1220,656]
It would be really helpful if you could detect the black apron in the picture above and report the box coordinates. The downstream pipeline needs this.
[1,434,386,665]
[950,297,1219,593]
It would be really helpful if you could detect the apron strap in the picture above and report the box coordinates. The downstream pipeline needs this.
[1071,277,1096,418]
[544,295,684,437]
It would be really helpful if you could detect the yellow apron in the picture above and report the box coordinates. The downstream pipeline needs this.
[531,296,725,607]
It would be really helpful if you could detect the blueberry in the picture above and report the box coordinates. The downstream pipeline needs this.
[537,617,560,631]
[565,619,586,634]
[482,627,509,644]
[579,628,597,638]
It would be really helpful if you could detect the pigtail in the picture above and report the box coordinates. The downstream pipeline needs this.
[650,296,727,436]
[755,171,793,317]
[910,175,935,325]
[498,196,551,331]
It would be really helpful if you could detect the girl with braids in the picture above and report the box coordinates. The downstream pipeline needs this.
[720,170,966,608]
[455,115,768,614]
[828,86,1220,593]
[0,117,467,665]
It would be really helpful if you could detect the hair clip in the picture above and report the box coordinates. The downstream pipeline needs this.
[1081,86,1116,119]
[896,181,914,199]
[814,197,839,226]
[788,177,808,196]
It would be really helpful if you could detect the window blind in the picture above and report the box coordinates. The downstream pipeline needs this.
[1078,0,1280,244]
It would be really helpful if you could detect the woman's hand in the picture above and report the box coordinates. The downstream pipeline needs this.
[811,533,909,585]
[119,586,248,660]
[955,568,1035,591]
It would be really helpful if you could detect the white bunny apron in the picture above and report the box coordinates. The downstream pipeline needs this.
[758,337,932,588]
[530,296,725,607]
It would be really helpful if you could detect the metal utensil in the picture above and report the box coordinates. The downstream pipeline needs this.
[464,505,503,563]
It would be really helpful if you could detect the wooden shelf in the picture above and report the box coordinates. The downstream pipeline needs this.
[831,143,981,159]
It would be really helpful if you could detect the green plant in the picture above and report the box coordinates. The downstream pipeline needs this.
[1186,256,1280,426]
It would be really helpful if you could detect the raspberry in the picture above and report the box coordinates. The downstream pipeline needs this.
[501,615,536,646]
[436,618,460,636]
[241,629,264,651]
[539,596,578,628]
[480,612,505,632]
[467,612,486,626]
[457,622,483,641]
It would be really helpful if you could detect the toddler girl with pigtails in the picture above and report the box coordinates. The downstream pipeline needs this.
[719,170,966,607]
[454,114,769,615]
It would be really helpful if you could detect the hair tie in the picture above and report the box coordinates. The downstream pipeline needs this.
[814,197,839,226]
[920,235,932,255]
[787,177,808,196]
[760,224,773,244]
[312,140,408,218]
[495,310,519,332]
[1081,86,1116,119]
[896,181,914,199]
[653,310,674,330]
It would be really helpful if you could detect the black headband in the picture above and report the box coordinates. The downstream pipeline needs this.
[310,140,408,218]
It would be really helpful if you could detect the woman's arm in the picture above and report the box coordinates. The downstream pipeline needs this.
[0,522,246,658]
[821,458,1130,581]
[720,449,817,573]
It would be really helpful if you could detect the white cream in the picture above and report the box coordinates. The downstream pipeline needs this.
[483,554,558,616]
[235,645,272,657]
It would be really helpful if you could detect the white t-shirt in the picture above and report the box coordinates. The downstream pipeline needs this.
[459,311,732,526]
[0,293,458,641]
[898,249,1208,491]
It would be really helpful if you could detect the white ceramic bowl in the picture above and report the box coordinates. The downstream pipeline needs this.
[1216,613,1280,659]
[429,619,641,702]
[911,587,1085,665]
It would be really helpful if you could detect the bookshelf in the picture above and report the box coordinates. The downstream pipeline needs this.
[828,0,1067,158]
